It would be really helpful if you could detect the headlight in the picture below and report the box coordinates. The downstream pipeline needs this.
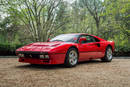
[18,54,24,57]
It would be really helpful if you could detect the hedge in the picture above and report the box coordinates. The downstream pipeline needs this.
[0,43,24,56]
[0,43,130,56]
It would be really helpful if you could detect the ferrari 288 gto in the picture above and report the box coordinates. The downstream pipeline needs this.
[16,33,115,67]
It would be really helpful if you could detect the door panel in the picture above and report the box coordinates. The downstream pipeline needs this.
[78,43,98,61]
[78,35,104,61]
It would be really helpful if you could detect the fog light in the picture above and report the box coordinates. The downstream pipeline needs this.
[40,55,44,58]
[44,55,49,59]
[18,54,24,57]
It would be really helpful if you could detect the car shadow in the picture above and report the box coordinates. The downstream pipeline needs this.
[15,59,105,70]
[78,59,104,65]
[15,64,65,70]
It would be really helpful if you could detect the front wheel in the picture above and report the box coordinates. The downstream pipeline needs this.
[30,64,37,66]
[101,47,113,62]
[64,48,78,67]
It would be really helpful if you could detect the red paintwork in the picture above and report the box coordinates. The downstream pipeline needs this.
[16,33,115,65]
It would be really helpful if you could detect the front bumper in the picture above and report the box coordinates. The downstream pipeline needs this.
[18,52,66,65]
[19,58,51,64]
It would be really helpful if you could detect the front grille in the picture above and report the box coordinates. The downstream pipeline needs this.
[18,51,48,55]
[18,51,49,60]
[24,54,40,58]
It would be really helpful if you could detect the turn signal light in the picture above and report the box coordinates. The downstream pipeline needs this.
[40,55,49,59]
[18,54,24,57]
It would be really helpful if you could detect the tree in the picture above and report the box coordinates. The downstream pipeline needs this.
[79,0,104,36]
[104,0,130,45]
[54,1,70,35]
[5,0,68,42]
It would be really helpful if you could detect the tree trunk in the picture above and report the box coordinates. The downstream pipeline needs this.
[95,19,100,36]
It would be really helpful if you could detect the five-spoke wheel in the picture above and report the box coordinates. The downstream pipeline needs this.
[64,48,78,67]
[101,46,113,62]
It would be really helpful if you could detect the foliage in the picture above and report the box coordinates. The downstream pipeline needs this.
[0,43,24,55]
[0,0,130,56]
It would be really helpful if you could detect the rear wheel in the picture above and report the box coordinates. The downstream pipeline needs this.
[101,46,113,62]
[64,48,78,67]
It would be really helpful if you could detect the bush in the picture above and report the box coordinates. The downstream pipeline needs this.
[0,43,130,56]
[0,43,24,56]
[114,45,130,56]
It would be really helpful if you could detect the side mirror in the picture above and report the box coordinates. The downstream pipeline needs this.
[79,37,87,44]
[47,38,50,42]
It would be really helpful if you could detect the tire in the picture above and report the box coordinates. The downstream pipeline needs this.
[64,48,78,67]
[101,46,113,62]
[30,64,37,66]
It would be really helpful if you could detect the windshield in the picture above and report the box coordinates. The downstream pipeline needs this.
[50,34,79,42]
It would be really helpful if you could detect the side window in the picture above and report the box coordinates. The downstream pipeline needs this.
[79,35,100,44]
[85,36,97,43]
[94,37,100,42]
[79,35,87,44]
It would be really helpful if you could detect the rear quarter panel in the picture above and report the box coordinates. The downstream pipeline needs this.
[100,40,115,53]
[93,36,115,52]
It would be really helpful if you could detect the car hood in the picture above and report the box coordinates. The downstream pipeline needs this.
[16,42,65,52]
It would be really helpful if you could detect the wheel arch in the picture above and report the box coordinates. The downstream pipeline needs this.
[106,44,113,52]
[68,46,79,55]
[64,45,79,67]
[64,45,79,60]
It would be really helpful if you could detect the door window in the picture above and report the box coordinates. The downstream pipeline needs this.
[79,35,99,44]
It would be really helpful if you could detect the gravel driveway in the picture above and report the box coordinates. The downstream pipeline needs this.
[0,58,130,87]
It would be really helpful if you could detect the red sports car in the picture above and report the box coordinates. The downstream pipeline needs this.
[16,33,115,67]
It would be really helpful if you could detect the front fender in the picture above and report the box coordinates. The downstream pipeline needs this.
[50,43,78,54]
